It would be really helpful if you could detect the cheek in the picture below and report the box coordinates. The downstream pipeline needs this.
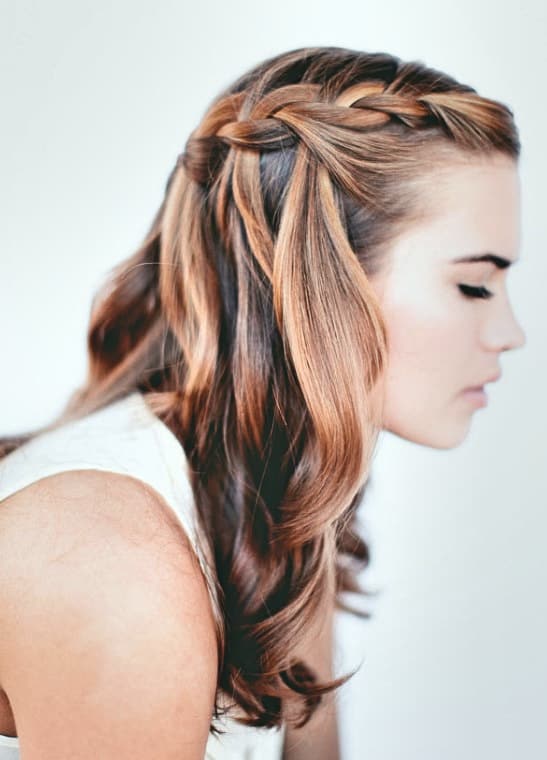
[380,295,476,447]
[383,295,468,407]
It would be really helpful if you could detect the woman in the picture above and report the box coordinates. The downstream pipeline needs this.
[0,46,525,759]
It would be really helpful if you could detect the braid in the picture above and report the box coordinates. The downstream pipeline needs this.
[178,73,514,200]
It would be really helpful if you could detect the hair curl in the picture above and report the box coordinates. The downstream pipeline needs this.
[1,46,520,733]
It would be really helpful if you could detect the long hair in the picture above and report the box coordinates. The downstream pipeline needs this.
[0,46,520,732]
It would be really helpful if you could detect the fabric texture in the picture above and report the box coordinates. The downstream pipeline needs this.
[0,392,285,759]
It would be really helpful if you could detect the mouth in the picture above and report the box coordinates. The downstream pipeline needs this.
[460,373,501,408]
[463,373,502,393]
[461,386,488,407]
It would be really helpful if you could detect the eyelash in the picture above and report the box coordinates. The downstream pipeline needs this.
[458,284,494,300]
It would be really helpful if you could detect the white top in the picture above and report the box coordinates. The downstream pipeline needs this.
[0,391,285,759]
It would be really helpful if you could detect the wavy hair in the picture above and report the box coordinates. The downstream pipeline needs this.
[1,46,520,733]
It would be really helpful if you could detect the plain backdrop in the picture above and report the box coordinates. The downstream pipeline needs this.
[1,1,546,758]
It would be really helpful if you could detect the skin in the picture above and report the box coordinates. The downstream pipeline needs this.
[370,153,526,449]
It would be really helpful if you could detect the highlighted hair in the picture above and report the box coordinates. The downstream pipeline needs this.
[1,47,520,732]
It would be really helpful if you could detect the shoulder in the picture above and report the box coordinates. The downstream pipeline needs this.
[0,469,218,758]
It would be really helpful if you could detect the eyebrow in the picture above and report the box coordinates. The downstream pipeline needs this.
[450,252,516,269]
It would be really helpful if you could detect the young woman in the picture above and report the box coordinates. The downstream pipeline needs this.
[0,46,525,760]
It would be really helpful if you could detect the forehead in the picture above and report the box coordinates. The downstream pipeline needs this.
[398,155,521,268]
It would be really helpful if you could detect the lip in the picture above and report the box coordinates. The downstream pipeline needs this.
[463,373,501,392]
[460,373,501,408]
[462,387,488,407]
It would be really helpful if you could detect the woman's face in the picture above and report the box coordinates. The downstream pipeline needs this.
[370,153,526,449]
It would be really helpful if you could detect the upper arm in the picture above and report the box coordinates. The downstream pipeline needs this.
[0,470,218,759]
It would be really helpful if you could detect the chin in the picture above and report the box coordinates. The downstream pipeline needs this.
[384,420,472,450]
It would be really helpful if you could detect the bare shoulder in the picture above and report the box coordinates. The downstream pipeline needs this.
[0,469,218,759]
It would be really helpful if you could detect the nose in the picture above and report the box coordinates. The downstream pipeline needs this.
[502,306,527,352]
[508,319,527,351]
[482,295,527,353]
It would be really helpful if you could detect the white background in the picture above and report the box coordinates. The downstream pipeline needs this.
[1,1,545,758]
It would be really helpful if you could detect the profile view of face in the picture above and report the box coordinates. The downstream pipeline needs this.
[370,153,527,449]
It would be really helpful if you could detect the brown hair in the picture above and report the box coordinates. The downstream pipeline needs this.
[1,46,520,733]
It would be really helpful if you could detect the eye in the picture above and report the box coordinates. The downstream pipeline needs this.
[458,283,494,300]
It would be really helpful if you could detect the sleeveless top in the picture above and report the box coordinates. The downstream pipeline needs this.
[0,391,286,759]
